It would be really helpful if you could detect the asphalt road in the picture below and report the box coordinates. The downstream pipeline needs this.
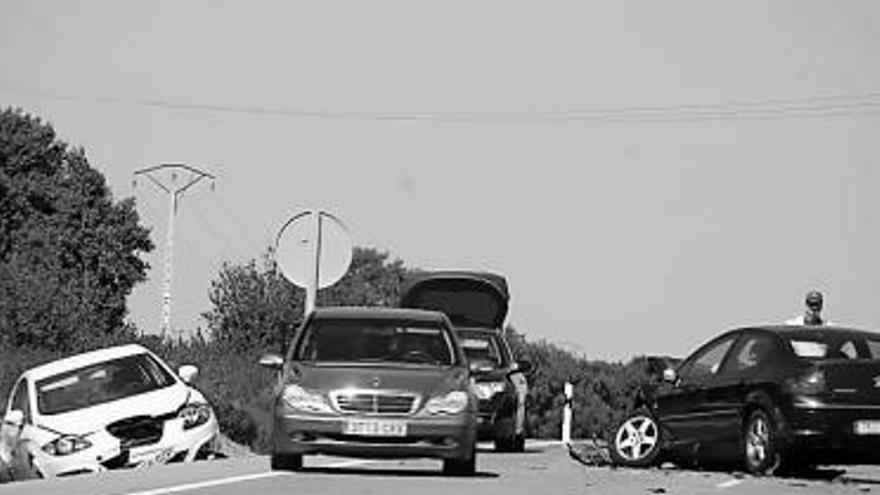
[3,440,880,495]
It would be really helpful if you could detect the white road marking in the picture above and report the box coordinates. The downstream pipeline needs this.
[120,472,289,495]
[120,440,558,495]
[119,458,376,495]
[716,479,744,489]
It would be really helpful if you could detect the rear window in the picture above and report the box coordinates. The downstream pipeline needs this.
[785,330,878,360]
[296,319,456,366]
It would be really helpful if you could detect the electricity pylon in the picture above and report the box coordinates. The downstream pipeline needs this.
[133,163,215,339]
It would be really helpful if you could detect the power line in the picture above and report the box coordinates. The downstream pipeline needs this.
[2,82,880,123]
[186,193,255,261]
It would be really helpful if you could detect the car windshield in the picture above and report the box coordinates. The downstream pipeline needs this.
[296,319,455,366]
[785,330,879,360]
[36,353,177,415]
[457,330,508,369]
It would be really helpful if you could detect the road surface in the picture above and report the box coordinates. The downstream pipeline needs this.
[2,440,879,495]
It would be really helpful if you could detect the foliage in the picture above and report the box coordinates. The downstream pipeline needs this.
[203,253,301,356]
[0,108,153,352]
[506,326,653,440]
[203,246,417,355]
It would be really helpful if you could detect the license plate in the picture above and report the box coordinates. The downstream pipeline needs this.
[343,419,407,437]
[854,420,880,435]
[134,447,174,467]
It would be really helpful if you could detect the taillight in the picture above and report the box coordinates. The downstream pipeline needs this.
[788,369,827,395]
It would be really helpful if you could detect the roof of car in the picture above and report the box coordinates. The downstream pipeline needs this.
[741,325,879,338]
[311,306,450,323]
[23,344,152,381]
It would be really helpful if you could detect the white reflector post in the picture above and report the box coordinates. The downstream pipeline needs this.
[562,381,573,444]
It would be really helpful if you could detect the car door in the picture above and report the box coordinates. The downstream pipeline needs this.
[656,333,737,445]
[703,331,782,448]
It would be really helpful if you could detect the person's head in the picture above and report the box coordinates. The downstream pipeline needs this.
[805,290,824,313]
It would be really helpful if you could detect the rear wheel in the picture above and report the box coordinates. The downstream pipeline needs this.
[742,409,780,476]
[270,453,303,471]
[609,409,663,467]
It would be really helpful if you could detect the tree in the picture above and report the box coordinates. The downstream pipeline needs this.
[204,252,301,355]
[0,108,153,351]
[204,246,417,354]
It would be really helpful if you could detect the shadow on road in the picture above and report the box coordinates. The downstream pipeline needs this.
[300,466,500,479]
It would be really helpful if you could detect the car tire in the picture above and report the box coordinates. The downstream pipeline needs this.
[493,416,518,452]
[512,433,526,453]
[742,408,781,476]
[442,456,476,476]
[609,408,663,468]
[443,445,476,476]
[270,453,303,471]
[494,435,514,452]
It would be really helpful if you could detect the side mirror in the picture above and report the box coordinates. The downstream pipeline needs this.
[662,368,678,384]
[259,353,284,370]
[514,360,532,374]
[178,365,199,384]
[3,410,24,428]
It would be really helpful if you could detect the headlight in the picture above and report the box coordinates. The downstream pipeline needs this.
[423,390,469,415]
[472,381,507,400]
[179,402,212,430]
[42,435,92,456]
[282,385,333,413]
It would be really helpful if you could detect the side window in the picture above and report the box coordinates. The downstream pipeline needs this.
[724,334,777,374]
[867,339,880,359]
[838,340,859,359]
[679,336,736,382]
[10,379,30,423]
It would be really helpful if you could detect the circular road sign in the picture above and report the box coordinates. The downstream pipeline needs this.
[274,210,353,289]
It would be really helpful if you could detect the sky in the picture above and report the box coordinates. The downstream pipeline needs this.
[2,1,880,361]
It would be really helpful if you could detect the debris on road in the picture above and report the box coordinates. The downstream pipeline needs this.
[566,441,614,467]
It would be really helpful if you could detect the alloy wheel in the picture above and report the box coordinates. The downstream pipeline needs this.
[614,415,659,462]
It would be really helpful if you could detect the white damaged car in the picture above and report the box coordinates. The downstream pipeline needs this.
[0,344,219,479]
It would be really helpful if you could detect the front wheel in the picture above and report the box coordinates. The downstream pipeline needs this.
[443,444,476,476]
[609,409,663,467]
[742,409,780,476]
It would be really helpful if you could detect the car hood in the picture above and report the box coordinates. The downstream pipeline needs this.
[292,363,469,396]
[35,383,189,436]
[400,271,509,329]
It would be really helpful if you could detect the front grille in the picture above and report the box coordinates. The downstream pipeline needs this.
[106,414,173,449]
[332,391,418,415]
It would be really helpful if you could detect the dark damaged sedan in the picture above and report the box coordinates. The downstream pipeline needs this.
[400,271,531,452]
[611,325,880,475]
[260,307,477,475]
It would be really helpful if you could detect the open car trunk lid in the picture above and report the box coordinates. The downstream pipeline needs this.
[399,271,509,329]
